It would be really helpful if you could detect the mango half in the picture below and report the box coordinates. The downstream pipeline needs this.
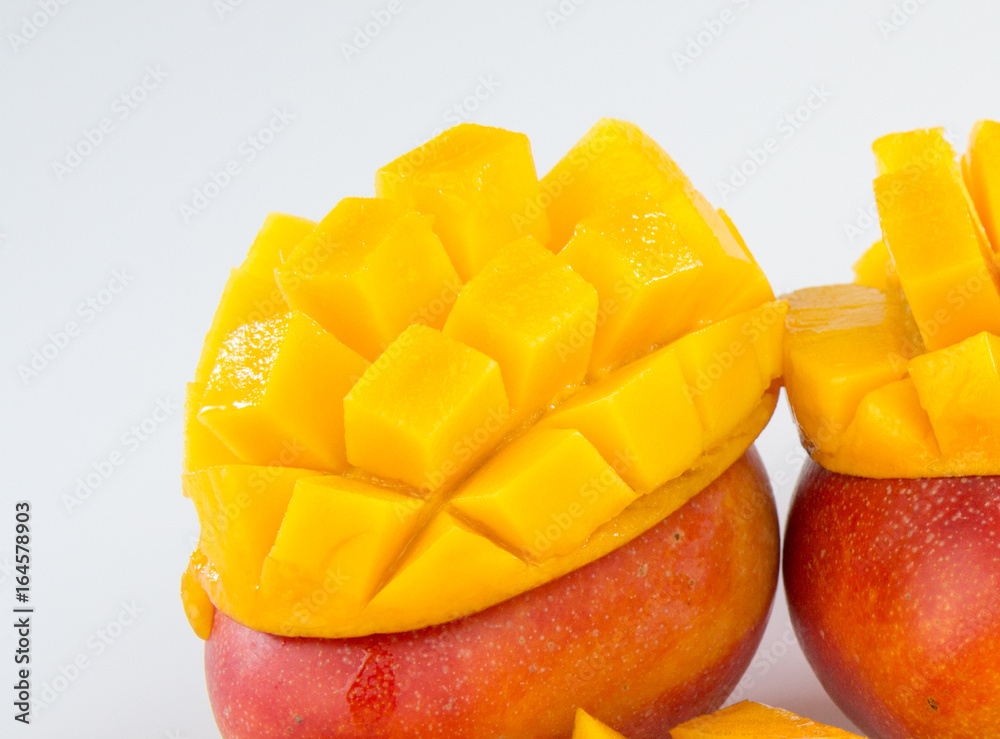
[181,120,780,638]
[785,123,1000,477]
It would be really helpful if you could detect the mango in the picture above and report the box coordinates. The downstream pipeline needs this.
[180,549,215,640]
[376,123,550,279]
[965,119,1000,252]
[343,324,511,492]
[670,700,864,738]
[198,311,369,472]
[443,237,598,415]
[239,212,315,280]
[872,126,956,176]
[852,240,893,291]
[540,346,703,494]
[449,427,637,560]
[275,197,461,361]
[184,381,239,474]
[572,709,627,739]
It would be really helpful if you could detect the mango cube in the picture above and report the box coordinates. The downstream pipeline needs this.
[375,123,550,280]
[344,325,510,492]
[239,212,315,279]
[965,119,1000,252]
[670,700,865,738]
[875,164,1000,350]
[199,311,370,472]
[873,127,956,176]
[183,465,322,605]
[784,285,919,453]
[368,513,527,623]
[559,195,705,375]
[573,709,628,739]
[184,381,239,473]
[443,237,598,415]
[449,427,636,560]
[852,240,893,291]
[541,347,703,494]
[275,197,461,360]
[908,331,1000,456]
[261,476,423,610]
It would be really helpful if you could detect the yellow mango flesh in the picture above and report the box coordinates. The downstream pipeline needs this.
[450,427,637,560]
[908,331,1000,458]
[872,126,956,176]
[239,212,316,279]
[573,709,628,739]
[784,285,919,454]
[558,195,705,375]
[275,197,461,361]
[180,549,215,640]
[198,311,369,472]
[965,119,1000,252]
[875,163,1000,350]
[670,700,864,738]
[343,324,511,493]
[375,123,550,280]
[852,240,893,291]
[539,346,704,494]
[183,120,782,638]
[443,237,598,416]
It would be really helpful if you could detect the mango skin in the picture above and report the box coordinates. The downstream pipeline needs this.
[205,450,778,739]
[784,460,1000,739]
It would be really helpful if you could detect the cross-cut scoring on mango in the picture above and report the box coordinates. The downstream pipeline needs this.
[181,120,780,639]
[785,122,1000,478]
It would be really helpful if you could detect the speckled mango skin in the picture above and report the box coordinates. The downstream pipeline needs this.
[205,450,778,739]
[784,461,1000,739]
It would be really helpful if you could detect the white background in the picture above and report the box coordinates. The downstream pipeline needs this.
[1,0,996,736]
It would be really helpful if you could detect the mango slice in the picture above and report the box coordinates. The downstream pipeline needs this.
[450,427,637,560]
[443,237,598,415]
[784,285,919,453]
[260,476,423,613]
[908,331,1000,458]
[275,197,461,360]
[670,700,864,738]
[875,162,1000,350]
[540,346,704,494]
[375,123,550,279]
[572,709,628,739]
[198,311,369,472]
[343,324,511,493]
[184,465,322,611]
[558,194,705,375]
[183,120,783,638]
[965,119,1000,252]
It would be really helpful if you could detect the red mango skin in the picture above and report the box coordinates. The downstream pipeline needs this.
[205,448,779,738]
[784,460,1000,739]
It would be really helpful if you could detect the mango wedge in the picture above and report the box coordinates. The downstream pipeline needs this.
[572,709,628,739]
[670,700,864,738]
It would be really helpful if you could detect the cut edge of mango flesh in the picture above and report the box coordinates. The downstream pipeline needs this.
[192,390,777,638]
[572,708,628,739]
[669,700,865,738]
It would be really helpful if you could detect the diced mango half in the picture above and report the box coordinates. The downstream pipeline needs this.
[183,465,322,608]
[198,311,369,472]
[180,549,215,640]
[908,331,1000,457]
[450,428,637,560]
[375,123,550,279]
[443,237,598,415]
[540,346,703,494]
[572,709,628,739]
[965,119,1000,252]
[368,513,528,624]
[875,162,1000,350]
[670,700,865,738]
[260,476,423,613]
[559,195,705,375]
[275,197,461,360]
[239,212,315,280]
[785,285,919,453]
[344,325,510,492]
